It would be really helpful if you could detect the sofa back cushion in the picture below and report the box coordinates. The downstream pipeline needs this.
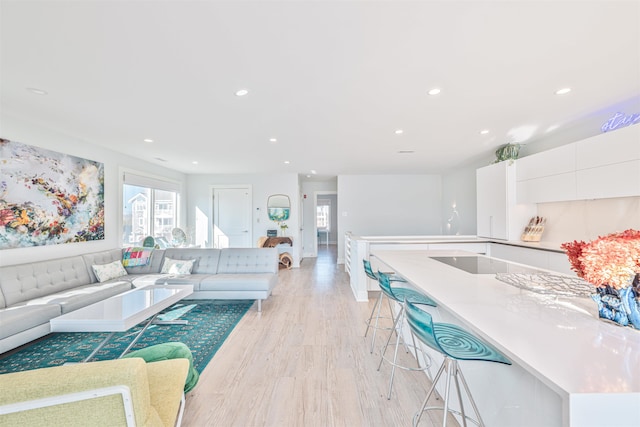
[217,248,278,274]
[163,248,221,274]
[82,249,124,283]
[0,256,91,307]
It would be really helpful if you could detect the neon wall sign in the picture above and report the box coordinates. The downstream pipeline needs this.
[601,111,640,132]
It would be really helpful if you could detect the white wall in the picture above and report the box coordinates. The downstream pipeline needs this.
[186,173,301,267]
[336,174,442,263]
[441,166,478,236]
[0,113,187,266]
[300,179,338,257]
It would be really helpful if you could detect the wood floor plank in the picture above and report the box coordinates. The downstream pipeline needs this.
[181,246,455,426]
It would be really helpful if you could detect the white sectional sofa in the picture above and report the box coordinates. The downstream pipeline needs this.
[0,247,278,354]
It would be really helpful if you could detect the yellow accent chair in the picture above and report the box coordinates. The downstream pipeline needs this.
[0,357,189,427]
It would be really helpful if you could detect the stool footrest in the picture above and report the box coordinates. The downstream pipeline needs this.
[379,343,432,372]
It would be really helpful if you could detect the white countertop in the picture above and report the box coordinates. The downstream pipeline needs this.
[371,249,640,398]
[357,234,566,252]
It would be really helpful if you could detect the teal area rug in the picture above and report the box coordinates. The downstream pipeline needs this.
[0,299,253,374]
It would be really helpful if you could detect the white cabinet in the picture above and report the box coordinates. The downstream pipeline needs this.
[517,173,577,203]
[516,124,640,203]
[517,143,576,181]
[576,124,640,169]
[575,125,640,199]
[477,162,535,240]
[516,143,577,203]
[577,159,640,199]
[488,243,574,275]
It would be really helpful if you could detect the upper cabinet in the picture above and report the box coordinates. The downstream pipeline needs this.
[575,125,640,200]
[516,144,577,203]
[516,124,640,203]
[477,162,536,240]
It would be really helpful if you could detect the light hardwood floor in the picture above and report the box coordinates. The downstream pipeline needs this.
[182,246,452,426]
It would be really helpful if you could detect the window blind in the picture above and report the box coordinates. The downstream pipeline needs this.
[123,172,180,192]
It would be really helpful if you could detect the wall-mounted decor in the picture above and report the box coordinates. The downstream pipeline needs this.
[0,138,105,249]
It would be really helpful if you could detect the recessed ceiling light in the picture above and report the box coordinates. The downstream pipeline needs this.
[284,160,290,164]
[310,170,317,174]
[395,129,404,135]
[480,130,490,135]
[397,150,415,154]
[555,87,571,95]
[427,88,441,96]
[192,161,198,165]
[235,89,249,96]
[143,138,154,143]
[27,87,47,95]
[269,138,277,143]
[306,175,311,178]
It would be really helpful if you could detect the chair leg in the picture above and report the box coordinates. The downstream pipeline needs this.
[377,306,404,371]
[414,358,485,427]
[364,291,382,338]
[456,362,485,427]
[414,359,447,427]
[442,359,453,427]
[368,292,385,353]
[385,308,407,399]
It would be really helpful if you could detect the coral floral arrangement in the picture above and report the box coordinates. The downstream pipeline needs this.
[561,229,640,329]
[561,229,640,289]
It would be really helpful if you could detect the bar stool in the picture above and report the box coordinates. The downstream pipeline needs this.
[376,272,437,399]
[363,259,408,354]
[404,299,512,427]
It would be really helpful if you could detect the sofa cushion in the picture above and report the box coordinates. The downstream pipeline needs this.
[163,248,221,274]
[92,260,128,283]
[217,248,278,274]
[0,304,61,340]
[24,281,133,314]
[199,273,276,292]
[160,258,195,275]
[0,256,92,306]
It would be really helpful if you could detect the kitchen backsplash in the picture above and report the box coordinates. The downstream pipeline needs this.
[536,196,640,243]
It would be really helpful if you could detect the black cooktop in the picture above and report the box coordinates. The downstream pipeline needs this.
[430,256,544,275]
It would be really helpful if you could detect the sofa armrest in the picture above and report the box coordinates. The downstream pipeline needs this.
[0,358,166,427]
[145,359,190,427]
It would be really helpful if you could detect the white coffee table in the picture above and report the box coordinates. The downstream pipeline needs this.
[50,285,193,362]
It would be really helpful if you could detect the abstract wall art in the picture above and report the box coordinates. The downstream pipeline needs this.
[0,138,105,249]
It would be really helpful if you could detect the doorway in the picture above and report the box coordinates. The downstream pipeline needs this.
[212,186,252,248]
[314,191,337,257]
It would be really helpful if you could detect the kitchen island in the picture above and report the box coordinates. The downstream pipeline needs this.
[372,250,640,427]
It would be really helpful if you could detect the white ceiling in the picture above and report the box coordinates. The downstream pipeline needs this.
[2,1,639,179]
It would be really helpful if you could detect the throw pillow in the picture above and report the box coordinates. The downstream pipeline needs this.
[161,257,195,274]
[92,260,128,283]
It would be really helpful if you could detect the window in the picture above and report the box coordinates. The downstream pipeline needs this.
[122,172,180,247]
[316,199,331,230]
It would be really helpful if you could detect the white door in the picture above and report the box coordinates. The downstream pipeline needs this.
[213,187,252,248]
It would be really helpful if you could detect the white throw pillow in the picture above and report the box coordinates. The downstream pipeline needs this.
[92,260,128,283]
[161,257,195,274]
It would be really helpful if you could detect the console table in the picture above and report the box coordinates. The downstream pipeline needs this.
[261,237,293,248]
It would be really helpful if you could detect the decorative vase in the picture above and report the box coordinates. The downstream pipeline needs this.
[591,275,640,330]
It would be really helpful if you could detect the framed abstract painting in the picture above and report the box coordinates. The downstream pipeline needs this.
[0,138,105,249]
